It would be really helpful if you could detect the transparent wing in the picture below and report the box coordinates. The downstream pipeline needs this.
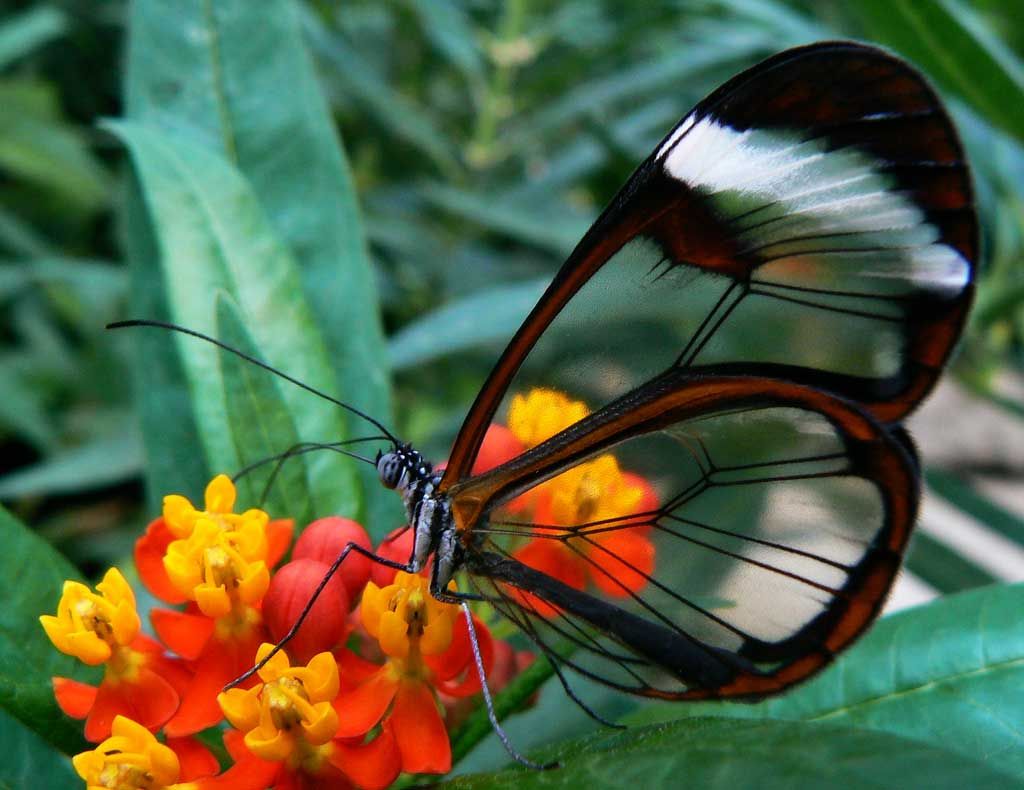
[455,372,918,698]
[442,42,974,487]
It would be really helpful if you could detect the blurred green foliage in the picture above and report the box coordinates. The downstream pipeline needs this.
[1,0,1022,571]
[1,0,1024,783]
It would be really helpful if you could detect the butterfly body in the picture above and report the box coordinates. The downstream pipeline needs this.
[376,447,465,595]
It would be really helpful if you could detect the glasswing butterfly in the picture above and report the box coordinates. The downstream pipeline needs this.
[114,39,975,762]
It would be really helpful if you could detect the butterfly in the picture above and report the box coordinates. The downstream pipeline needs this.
[116,39,975,750]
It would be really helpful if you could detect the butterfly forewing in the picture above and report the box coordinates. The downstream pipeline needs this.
[442,42,975,487]
[454,373,917,698]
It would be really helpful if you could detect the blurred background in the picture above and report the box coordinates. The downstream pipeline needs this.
[0,0,1022,649]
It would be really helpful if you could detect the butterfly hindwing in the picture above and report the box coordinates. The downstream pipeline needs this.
[452,371,918,698]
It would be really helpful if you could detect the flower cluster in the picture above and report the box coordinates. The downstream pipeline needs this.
[42,475,510,789]
[42,387,655,788]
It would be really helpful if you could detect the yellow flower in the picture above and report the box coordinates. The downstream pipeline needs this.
[218,644,339,763]
[39,568,140,665]
[72,715,180,789]
[163,516,270,618]
[162,473,268,539]
[507,388,589,448]
[360,572,457,664]
[547,454,643,526]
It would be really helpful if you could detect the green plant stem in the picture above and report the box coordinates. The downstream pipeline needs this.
[468,0,528,165]
[449,652,555,766]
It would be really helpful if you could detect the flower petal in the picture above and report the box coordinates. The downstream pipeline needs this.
[135,518,188,604]
[388,681,450,774]
[83,681,130,742]
[166,735,220,780]
[265,518,294,568]
[301,701,339,746]
[218,686,262,733]
[128,666,181,730]
[151,608,214,660]
[164,634,261,736]
[589,531,655,597]
[330,728,402,790]
[377,610,410,660]
[245,725,294,763]
[433,615,492,698]
[336,648,382,687]
[205,473,237,513]
[333,668,398,738]
[52,677,97,719]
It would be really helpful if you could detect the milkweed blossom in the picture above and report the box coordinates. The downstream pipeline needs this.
[41,567,190,742]
[72,715,219,789]
[334,572,493,775]
[43,386,650,787]
[504,390,659,606]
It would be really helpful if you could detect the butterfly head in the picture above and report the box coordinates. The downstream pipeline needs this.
[376,444,429,492]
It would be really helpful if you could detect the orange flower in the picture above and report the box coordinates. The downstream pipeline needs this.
[135,475,292,606]
[516,455,656,599]
[501,390,658,605]
[134,475,293,737]
[217,644,400,790]
[334,573,493,775]
[507,388,589,448]
[41,568,190,742]
[72,715,220,790]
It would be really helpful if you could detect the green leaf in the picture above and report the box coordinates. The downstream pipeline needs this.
[419,184,589,255]
[215,295,311,524]
[631,583,1024,781]
[0,6,67,69]
[0,708,79,787]
[109,120,358,518]
[851,0,1024,143]
[0,504,94,755]
[906,530,997,593]
[388,277,548,370]
[122,171,211,511]
[926,468,1024,545]
[124,0,393,526]
[304,15,461,175]
[405,0,484,82]
[0,433,142,499]
[502,30,776,153]
[0,80,108,212]
[445,716,1016,789]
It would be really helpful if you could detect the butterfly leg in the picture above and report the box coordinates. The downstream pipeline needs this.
[461,602,558,770]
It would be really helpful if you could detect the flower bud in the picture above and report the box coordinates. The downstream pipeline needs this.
[263,559,349,664]
[371,527,415,587]
[293,517,373,605]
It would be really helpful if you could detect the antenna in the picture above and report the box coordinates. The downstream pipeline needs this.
[107,319,399,445]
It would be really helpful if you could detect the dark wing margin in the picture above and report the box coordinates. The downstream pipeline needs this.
[453,370,918,698]
[441,41,975,489]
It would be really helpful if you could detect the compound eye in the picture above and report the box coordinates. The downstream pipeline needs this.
[377,453,403,489]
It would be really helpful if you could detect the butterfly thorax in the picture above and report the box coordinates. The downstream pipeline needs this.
[376,446,460,590]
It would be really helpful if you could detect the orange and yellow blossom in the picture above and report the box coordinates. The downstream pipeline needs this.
[72,715,219,790]
[502,389,657,602]
[334,572,493,775]
[40,568,188,742]
[134,475,292,737]
[217,644,400,790]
